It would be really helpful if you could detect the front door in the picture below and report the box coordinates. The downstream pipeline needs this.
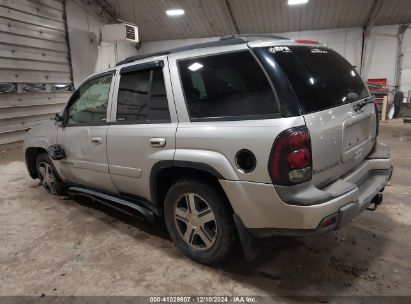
[57,72,117,193]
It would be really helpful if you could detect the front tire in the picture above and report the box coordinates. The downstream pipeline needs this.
[36,153,65,196]
[164,179,237,264]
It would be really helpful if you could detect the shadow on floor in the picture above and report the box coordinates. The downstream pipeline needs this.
[62,193,397,296]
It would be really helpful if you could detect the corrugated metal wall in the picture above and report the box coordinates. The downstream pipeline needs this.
[0,0,72,144]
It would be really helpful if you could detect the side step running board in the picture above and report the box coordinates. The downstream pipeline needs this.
[68,187,157,222]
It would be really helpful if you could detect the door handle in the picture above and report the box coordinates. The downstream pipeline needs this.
[150,138,166,147]
[91,136,103,144]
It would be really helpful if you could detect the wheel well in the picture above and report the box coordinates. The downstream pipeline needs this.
[25,147,47,179]
[153,166,233,216]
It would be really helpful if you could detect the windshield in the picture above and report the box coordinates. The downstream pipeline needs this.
[262,46,370,113]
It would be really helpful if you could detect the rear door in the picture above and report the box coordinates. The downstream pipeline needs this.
[168,45,305,185]
[106,57,177,202]
[262,45,377,187]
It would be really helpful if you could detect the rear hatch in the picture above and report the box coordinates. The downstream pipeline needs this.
[254,45,377,187]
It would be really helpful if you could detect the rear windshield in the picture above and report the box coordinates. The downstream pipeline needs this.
[264,46,370,113]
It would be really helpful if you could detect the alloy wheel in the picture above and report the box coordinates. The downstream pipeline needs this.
[38,162,57,195]
[173,193,217,250]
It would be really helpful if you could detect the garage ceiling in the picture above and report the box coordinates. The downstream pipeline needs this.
[105,0,411,42]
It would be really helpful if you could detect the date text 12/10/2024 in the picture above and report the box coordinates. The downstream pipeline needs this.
[149,296,258,303]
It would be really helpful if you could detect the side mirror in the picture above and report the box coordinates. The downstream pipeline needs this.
[54,113,64,126]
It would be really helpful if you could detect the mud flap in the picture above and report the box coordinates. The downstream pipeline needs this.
[233,214,263,261]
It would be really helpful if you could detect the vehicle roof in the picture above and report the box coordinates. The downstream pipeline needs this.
[115,34,294,67]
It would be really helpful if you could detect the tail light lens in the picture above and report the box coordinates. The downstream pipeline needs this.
[268,126,312,185]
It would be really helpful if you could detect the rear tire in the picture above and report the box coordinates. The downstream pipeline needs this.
[164,179,237,264]
[35,153,65,196]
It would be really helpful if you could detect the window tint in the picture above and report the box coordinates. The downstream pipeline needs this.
[116,69,170,123]
[265,46,370,113]
[117,70,150,123]
[149,70,170,121]
[178,51,278,120]
[191,72,207,99]
[67,74,112,126]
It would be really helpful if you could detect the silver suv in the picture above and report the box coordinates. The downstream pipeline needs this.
[24,35,393,264]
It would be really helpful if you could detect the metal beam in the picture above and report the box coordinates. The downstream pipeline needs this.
[218,0,240,34]
[75,0,116,23]
[364,0,384,35]
[394,24,410,89]
[99,0,117,22]
[360,0,384,75]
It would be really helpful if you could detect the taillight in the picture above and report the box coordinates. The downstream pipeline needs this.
[268,126,312,185]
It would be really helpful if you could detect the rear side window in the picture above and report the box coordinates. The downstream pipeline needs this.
[265,46,370,113]
[178,51,279,121]
[116,69,170,123]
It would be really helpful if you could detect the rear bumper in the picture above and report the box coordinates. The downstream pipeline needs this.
[220,142,392,235]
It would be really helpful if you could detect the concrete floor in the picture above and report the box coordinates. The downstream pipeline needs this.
[0,119,410,297]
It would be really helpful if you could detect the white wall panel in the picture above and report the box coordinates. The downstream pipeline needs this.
[30,0,64,11]
[0,113,54,133]
[399,28,411,95]
[138,28,363,67]
[138,25,402,92]
[273,28,363,67]
[0,69,71,83]
[0,0,64,22]
[362,25,398,88]
[0,6,65,31]
[0,20,66,43]
[66,0,137,88]
[0,103,65,120]
[0,92,71,107]
[0,46,69,64]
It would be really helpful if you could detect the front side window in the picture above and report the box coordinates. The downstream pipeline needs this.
[178,51,279,121]
[116,68,170,123]
[67,73,112,126]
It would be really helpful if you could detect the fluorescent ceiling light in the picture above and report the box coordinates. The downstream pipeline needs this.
[309,77,315,85]
[166,9,185,16]
[188,62,203,71]
[288,0,309,5]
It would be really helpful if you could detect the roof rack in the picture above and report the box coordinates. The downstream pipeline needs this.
[115,51,170,66]
[220,34,290,41]
[115,34,289,66]
[115,38,244,66]
[166,37,245,54]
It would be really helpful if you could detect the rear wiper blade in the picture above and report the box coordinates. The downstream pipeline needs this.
[353,98,374,112]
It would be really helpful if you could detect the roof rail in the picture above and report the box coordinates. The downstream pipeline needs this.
[220,34,290,41]
[115,34,289,67]
[115,38,245,67]
[166,37,244,53]
[115,51,170,66]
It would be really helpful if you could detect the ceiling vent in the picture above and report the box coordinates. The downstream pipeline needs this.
[101,23,139,43]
